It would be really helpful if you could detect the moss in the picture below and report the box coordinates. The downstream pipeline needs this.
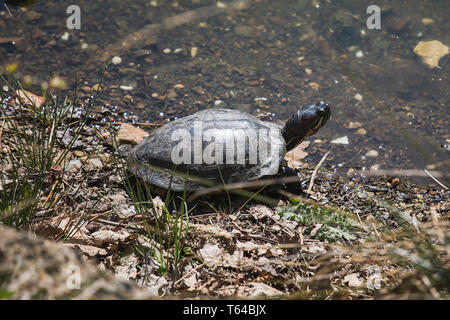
[276,200,360,242]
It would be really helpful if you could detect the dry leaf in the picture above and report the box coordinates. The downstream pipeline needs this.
[15,90,45,108]
[285,141,310,169]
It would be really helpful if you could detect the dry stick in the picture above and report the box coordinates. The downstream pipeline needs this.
[424,169,448,189]
[174,262,205,286]
[0,118,5,151]
[104,0,251,59]
[357,168,448,178]
[186,175,302,203]
[306,150,330,194]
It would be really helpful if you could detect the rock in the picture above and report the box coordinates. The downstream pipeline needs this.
[386,16,408,31]
[117,123,149,145]
[355,50,364,58]
[0,225,153,299]
[163,48,171,54]
[190,47,198,58]
[61,32,69,41]
[413,40,449,68]
[421,18,434,25]
[235,25,256,37]
[66,159,82,172]
[111,56,122,64]
[331,136,349,145]
[356,128,367,135]
[354,93,363,101]
[87,158,103,169]
[119,85,133,91]
[365,149,379,158]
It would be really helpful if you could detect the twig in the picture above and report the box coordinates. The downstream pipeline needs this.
[4,3,12,17]
[357,169,448,178]
[306,150,329,194]
[174,262,205,286]
[424,169,448,189]
[0,118,5,151]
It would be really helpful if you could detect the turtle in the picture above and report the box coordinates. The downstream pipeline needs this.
[127,102,331,192]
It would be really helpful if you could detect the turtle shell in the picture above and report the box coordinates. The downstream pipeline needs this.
[128,108,286,191]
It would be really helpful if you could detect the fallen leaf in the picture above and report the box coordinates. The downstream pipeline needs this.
[15,90,45,108]
[117,123,149,144]
[285,141,310,169]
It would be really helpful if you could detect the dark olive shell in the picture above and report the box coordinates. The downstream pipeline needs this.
[128,109,286,191]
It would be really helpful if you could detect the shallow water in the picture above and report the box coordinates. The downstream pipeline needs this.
[0,0,448,185]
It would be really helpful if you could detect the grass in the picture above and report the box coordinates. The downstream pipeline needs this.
[113,139,190,276]
[277,198,363,242]
[0,77,93,228]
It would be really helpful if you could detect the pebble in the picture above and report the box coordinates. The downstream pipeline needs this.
[81,43,89,49]
[112,56,122,65]
[66,159,82,172]
[331,136,349,145]
[61,32,69,41]
[88,158,103,169]
[356,128,367,135]
[216,1,226,8]
[354,93,363,101]
[413,40,449,68]
[421,18,434,25]
[119,85,133,91]
[214,100,224,106]
[163,48,171,54]
[191,47,198,58]
[72,150,84,157]
[173,48,183,54]
[117,123,149,145]
[355,50,364,58]
[365,150,379,158]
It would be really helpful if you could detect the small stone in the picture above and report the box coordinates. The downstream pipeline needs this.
[174,84,185,89]
[305,68,312,75]
[150,0,158,6]
[356,128,367,135]
[346,121,362,129]
[163,48,171,54]
[173,48,182,54]
[331,136,349,145]
[81,43,89,49]
[112,56,122,65]
[308,82,320,90]
[117,123,149,145]
[88,158,103,169]
[216,1,226,8]
[354,93,363,101]
[235,25,256,37]
[356,50,364,58]
[421,18,434,25]
[190,47,198,58]
[365,150,379,158]
[214,100,224,106]
[413,40,449,68]
[120,85,133,91]
[61,32,69,41]
[66,159,82,172]
[72,150,84,157]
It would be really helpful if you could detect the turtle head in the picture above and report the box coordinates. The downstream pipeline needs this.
[282,101,331,151]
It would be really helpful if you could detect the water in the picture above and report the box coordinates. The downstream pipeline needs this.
[0,0,448,185]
